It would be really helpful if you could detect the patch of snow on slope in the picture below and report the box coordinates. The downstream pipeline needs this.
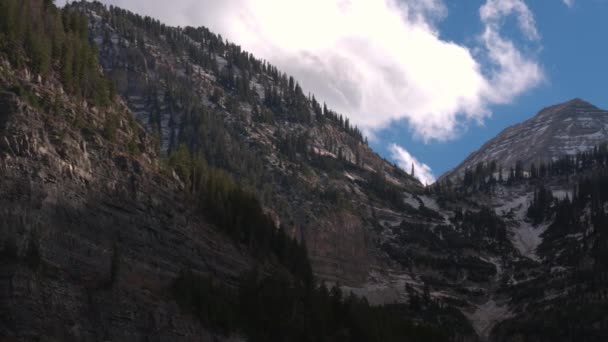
[512,222,548,261]
[419,195,440,211]
[403,194,420,209]
[341,271,426,305]
[466,300,512,341]
[495,193,547,261]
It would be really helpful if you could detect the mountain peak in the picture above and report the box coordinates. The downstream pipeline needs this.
[565,97,590,105]
[441,99,608,181]
[559,97,600,110]
[537,98,601,118]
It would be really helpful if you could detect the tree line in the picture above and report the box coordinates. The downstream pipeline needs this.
[102,1,367,143]
[431,142,608,195]
[172,268,453,342]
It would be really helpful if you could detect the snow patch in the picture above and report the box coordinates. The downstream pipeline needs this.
[465,300,512,341]
[419,195,440,212]
[495,192,547,261]
[403,194,420,209]
[511,222,548,261]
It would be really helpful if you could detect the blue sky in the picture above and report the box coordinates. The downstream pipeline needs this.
[373,0,608,181]
[94,0,608,183]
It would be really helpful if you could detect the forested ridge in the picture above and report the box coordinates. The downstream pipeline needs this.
[80,0,415,238]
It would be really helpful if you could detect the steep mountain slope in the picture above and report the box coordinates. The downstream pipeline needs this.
[75,3,525,319]
[442,98,608,181]
[484,162,608,342]
[81,1,428,287]
[431,134,608,340]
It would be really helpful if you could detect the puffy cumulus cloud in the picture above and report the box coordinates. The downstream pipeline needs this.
[95,0,542,142]
[389,144,435,185]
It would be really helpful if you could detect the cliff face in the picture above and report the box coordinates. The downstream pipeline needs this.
[0,60,251,341]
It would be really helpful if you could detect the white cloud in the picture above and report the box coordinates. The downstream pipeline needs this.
[480,0,539,41]
[479,0,544,104]
[563,0,574,7]
[94,0,543,142]
[389,143,435,185]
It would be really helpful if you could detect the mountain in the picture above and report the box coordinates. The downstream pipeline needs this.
[430,99,608,340]
[442,98,608,181]
[1,1,608,342]
[0,1,473,341]
[78,2,515,320]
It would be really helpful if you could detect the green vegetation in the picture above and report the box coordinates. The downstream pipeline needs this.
[165,144,466,341]
[433,143,608,195]
[103,2,366,143]
[494,273,608,342]
[172,270,239,335]
[9,84,42,109]
[527,184,554,225]
[103,112,120,141]
[173,269,453,342]
[168,145,313,283]
[276,131,310,161]
[537,168,608,266]
[367,171,409,210]
[166,144,462,340]
[0,0,114,107]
